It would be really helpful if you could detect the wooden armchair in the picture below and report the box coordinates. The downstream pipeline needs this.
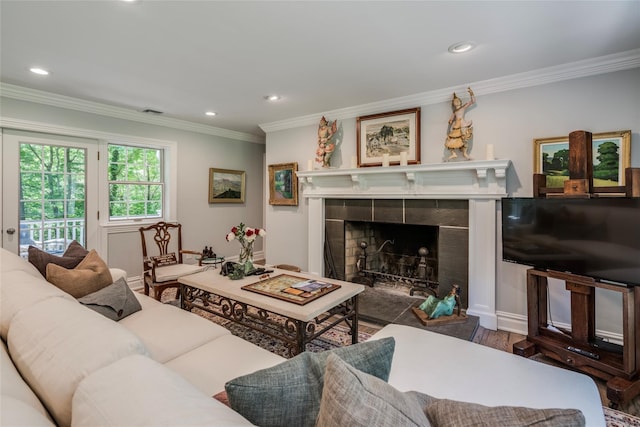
[139,221,205,301]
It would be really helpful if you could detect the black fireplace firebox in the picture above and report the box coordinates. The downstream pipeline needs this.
[350,222,439,297]
[324,198,470,308]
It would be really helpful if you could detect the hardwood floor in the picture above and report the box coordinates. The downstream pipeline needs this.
[472,326,525,353]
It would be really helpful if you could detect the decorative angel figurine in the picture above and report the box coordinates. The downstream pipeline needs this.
[316,116,338,168]
[445,87,475,160]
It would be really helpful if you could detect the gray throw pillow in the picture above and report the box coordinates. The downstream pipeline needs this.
[28,240,88,277]
[425,399,585,427]
[317,353,433,427]
[225,336,395,427]
[78,277,142,321]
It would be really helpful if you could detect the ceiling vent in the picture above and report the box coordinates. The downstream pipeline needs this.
[141,108,163,115]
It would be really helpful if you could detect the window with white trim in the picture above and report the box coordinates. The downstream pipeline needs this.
[107,143,163,220]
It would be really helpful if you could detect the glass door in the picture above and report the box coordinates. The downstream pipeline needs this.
[2,130,98,256]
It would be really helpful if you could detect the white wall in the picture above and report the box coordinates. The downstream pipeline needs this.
[1,97,266,280]
[264,68,640,337]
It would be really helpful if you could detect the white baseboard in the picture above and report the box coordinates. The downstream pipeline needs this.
[128,275,144,291]
[496,311,624,346]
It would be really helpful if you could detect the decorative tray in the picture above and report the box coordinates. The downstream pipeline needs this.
[242,274,340,305]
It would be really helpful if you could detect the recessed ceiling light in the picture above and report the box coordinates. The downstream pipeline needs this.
[30,67,49,75]
[205,111,217,116]
[265,95,281,102]
[448,41,476,54]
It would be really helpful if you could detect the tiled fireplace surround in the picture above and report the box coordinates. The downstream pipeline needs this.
[326,199,470,309]
[297,160,511,330]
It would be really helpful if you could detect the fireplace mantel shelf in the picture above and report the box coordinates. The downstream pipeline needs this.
[296,159,511,200]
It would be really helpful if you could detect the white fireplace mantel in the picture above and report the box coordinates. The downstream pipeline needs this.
[296,159,511,199]
[298,159,512,330]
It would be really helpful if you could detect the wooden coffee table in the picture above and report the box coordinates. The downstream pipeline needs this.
[178,268,364,356]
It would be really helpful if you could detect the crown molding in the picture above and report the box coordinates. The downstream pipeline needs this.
[0,116,178,147]
[259,49,640,133]
[0,83,264,144]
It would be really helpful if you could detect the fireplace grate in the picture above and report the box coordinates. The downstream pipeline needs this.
[355,242,440,297]
[357,269,439,297]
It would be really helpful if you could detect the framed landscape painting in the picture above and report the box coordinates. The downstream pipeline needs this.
[356,107,421,167]
[533,130,631,190]
[268,162,298,206]
[208,168,245,203]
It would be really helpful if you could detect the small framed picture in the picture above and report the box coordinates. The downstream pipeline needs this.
[208,168,245,203]
[268,162,298,206]
[533,130,631,190]
[356,107,421,167]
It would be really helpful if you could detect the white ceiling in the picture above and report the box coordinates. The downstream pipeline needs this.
[1,1,639,139]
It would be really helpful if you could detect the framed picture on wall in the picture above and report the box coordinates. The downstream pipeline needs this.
[208,168,246,203]
[356,107,421,167]
[533,130,631,190]
[268,162,298,206]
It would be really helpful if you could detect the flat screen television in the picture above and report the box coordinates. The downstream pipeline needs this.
[501,197,640,286]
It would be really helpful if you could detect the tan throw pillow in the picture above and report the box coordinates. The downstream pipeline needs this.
[46,250,113,298]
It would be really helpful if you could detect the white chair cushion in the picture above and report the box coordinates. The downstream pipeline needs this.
[154,263,205,282]
[119,302,231,363]
[165,334,285,396]
[8,297,149,427]
[72,354,254,426]
[0,270,75,340]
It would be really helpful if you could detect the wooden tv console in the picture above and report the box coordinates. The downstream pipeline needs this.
[513,269,640,408]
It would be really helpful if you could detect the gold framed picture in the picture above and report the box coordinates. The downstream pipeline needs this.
[356,107,421,167]
[208,168,245,203]
[268,162,298,206]
[533,130,631,189]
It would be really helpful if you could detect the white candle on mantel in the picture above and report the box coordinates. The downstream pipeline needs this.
[350,156,358,169]
[307,159,313,171]
[382,153,390,167]
[400,151,408,166]
[485,144,495,160]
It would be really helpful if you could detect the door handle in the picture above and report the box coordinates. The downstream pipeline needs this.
[6,228,16,235]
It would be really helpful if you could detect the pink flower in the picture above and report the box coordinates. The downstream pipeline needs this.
[226,232,235,241]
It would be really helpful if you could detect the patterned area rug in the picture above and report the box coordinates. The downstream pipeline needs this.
[605,407,640,427]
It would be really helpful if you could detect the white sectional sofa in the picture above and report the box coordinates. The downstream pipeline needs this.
[0,247,605,426]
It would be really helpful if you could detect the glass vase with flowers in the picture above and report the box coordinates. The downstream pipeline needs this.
[225,223,266,275]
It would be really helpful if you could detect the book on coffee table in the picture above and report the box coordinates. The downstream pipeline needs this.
[242,274,340,305]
